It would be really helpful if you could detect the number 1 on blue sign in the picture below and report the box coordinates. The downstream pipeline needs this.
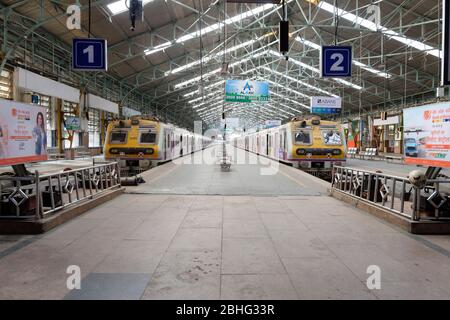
[83,45,94,63]
[72,38,107,71]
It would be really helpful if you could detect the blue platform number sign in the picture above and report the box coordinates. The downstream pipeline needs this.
[72,38,108,71]
[320,46,352,77]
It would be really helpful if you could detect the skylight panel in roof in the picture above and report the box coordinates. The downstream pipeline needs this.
[107,0,154,15]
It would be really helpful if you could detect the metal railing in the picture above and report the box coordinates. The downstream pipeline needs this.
[332,166,450,221]
[0,162,121,219]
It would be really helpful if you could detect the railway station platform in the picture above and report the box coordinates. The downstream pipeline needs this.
[0,145,449,300]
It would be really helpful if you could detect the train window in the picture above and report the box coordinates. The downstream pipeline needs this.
[140,132,156,144]
[322,129,342,145]
[110,132,126,144]
[294,130,312,145]
[110,131,127,144]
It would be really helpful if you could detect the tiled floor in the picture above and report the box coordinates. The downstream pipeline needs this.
[0,146,449,299]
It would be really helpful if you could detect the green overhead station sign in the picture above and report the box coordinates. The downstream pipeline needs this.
[225,80,269,103]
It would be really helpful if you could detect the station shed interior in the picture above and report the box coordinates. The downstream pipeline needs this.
[0,0,449,302]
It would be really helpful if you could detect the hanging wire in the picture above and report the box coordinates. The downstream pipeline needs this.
[198,1,204,102]
[334,0,339,46]
[88,0,92,38]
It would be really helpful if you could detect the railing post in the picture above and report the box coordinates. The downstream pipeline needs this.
[35,170,42,220]
[412,187,420,221]
[117,162,121,186]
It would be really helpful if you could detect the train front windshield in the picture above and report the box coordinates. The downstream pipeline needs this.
[294,130,311,144]
[322,129,342,145]
[110,131,128,144]
[140,132,157,144]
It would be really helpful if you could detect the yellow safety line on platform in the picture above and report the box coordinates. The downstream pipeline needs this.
[278,167,307,187]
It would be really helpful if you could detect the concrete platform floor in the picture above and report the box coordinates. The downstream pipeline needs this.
[0,145,449,299]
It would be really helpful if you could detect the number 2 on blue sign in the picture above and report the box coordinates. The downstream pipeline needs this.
[330,53,344,72]
[321,46,352,77]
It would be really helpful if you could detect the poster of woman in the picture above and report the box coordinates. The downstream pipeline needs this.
[0,99,48,166]
[0,122,9,158]
[32,112,47,155]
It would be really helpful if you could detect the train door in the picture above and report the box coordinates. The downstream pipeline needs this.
[266,134,269,156]
[282,129,287,160]
[256,136,260,154]
[275,132,279,159]
[165,130,170,160]
[180,135,183,157]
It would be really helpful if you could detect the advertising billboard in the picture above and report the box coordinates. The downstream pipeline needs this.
[65,116,81,131]
[403,102,450,167]
[225,80,269,103]
[310,96,342,114]
[0,99,48,166]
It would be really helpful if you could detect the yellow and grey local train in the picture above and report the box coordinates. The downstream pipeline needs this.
[233,116,346,172]
[104,116,211,169]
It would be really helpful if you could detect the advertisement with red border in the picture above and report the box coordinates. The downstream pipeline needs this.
[0,99,48,166]
[403,102,450,168]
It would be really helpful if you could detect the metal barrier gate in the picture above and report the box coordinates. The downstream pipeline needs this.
[332,166,450,221]
[0,162,121,219]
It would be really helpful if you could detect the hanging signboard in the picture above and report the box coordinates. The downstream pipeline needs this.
[320,46,352,77]
[65,116,81,131]
[225,80,269,103]
[0,99,48,166]
[72,38,108,71]
[310,96,342,114]
[403,102,450,167]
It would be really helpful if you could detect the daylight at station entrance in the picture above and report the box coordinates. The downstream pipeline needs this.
[0,0,449,311]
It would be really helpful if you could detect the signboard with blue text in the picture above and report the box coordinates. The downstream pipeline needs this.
[320,46,352,77]
[225,80,269,103]
[310,96,342,114]
[72,38,108,71]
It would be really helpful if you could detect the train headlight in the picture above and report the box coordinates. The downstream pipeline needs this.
[300,161,309,168]
[109,148,119,154]
[332,149,341,155]
[296,148,307,156]
[145,148,154,155]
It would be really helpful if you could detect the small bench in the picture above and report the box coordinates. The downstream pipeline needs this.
[359,148,378,160]
[347,147,358,158]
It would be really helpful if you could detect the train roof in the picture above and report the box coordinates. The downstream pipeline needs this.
[290,116,340,126]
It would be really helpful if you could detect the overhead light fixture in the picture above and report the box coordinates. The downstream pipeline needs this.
[144,43,171,55]
[173,48,268,90]
[265,67,340,97]
[317,1,441,58]
[188,90,221,104]
[144,4,275,57]
[183,81,225,98]
[333,78,363,90]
